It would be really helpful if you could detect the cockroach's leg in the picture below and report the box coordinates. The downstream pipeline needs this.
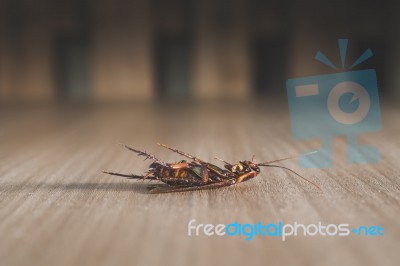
[103,171,146,179]
[142,172,154,180]
[157,143,204,163]
[201,165,209,183]
[122,144,168,166]
[148,181,234,194]
[213,156,236,175]
[235,171,258,183]
[206,163,233,179]
[214,156,232,166]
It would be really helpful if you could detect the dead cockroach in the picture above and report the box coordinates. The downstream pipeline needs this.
[103,143,321,193]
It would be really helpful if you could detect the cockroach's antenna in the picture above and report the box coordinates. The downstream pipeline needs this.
[256,151,322,191]
[262,164,322,191]
[256,151,318,166]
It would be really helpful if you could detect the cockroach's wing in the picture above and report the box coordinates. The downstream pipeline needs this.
[148,181,233,194]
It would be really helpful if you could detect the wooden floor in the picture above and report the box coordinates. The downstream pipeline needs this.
[0,102,399,266]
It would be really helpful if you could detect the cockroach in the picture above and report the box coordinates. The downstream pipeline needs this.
[104,143,321,193]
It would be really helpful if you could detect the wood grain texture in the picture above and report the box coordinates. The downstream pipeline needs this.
[0,103,399,266]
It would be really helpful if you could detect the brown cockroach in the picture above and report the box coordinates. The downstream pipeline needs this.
[104,143,321,193]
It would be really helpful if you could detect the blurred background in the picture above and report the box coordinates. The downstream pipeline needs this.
[0,0,399,104]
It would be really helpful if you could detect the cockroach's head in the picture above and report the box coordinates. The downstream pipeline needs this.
[231,160,260,174]
[244,161,261,173]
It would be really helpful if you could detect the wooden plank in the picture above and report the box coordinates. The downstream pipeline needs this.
[0,103,399,266]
